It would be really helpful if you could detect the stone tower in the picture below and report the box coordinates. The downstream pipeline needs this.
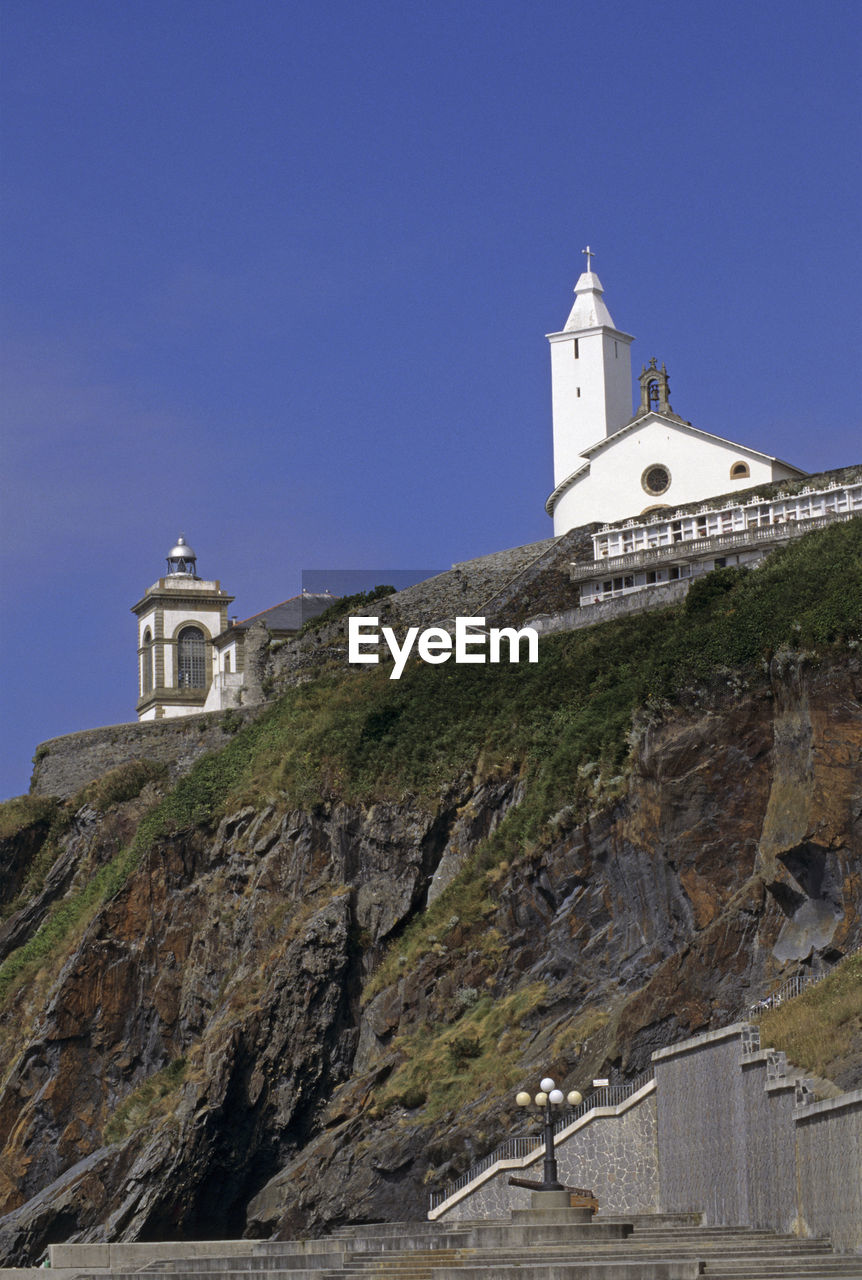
[131,535,234,720]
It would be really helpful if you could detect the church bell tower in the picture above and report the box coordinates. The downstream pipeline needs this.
[547,248,634,502]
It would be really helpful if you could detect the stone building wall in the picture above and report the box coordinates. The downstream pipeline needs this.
[440,1172,532,1221]
[387,538,558,628]
[528,579,690,637]
[655,1023,862,1250]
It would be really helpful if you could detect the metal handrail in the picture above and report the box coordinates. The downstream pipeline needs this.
[429,951,862,1210]
[428,1069,654,1210]
[748,941,861,1020]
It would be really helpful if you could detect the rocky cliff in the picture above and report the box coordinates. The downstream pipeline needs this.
[1,522,860,1264]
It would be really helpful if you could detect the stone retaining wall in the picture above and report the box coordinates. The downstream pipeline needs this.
[527,579,690,636]
[792,1091,862,1252]
[436,1023,862,1253]
[434,1084,658,1221]
[654,1024,862,1251]
[388,538,558,627]
[29,708,260,800]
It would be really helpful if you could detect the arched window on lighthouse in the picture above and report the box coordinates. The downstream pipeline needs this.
[142,629,154,695]
[177,626,207,688]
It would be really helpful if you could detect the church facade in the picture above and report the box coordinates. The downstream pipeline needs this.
[546,252,806,533]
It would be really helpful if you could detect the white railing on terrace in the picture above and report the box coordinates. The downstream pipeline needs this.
[428,1069,654,1211]
[572,511,857,583]
[595,480,862,537]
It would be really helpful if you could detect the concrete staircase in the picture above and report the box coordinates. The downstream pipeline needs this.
[37,1210,861,1280]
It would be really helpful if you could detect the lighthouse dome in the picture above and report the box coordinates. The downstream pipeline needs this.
[166,535,197,576]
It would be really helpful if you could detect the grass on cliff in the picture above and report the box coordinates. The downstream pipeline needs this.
[759,951,862,1083]
[1,521,860,1011]
[0,842,142,1005]
[0,794,61,843]
[104,1057,188,1144]
[79,758,168,812]
[0,796,71,928]
[0,761,171,1005]
[139,518,862,836]
[375,983,548,1121]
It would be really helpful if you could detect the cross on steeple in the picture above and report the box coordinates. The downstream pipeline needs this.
[582,245,595,273]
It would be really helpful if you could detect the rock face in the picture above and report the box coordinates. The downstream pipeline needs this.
[0,654,860,1264]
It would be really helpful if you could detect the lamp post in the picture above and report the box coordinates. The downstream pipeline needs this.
[515,1077,583,1192]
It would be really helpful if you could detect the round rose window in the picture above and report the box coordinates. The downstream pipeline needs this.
[642,465,671,496]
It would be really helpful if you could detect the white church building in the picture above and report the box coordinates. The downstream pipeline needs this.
[545,249,806,534]
[132,255,833,720]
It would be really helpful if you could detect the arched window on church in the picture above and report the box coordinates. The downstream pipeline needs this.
[142,629,153,695]
[177,626,207,688]
[730,461,750,480]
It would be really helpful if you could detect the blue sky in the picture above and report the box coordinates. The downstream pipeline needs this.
[1,0,860,799]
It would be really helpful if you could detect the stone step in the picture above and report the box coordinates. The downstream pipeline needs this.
[73,1273,333,1280]
[593,1216,704,1228]
[43,1214,856,1280]
[427,1265,706,1280]
[142,1257,346,1272]
[702,1261,862,1275]
[704,1270,862,1279]
[343,1242,837,1261]
[324,1264,707,1274]
[308,1237,471,1257]
[330,1224,454,1238]
[128,1238,847,1276]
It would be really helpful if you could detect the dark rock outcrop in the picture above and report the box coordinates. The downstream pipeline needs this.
[1,654,860,1263]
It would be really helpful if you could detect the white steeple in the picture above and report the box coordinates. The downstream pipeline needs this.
[561,266,617,332]
[547,250,634,527]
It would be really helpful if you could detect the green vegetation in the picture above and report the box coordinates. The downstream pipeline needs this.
[219,708,245,735]
[80,758,167,812]
[376,983,548,1120]
[0,841,141,1004]
[0,794,60,843]
[104,1057,188,1143]
[0,763,168,993]
[1,521,859,1016]
[0,795,70,925]
[759,951,862,1082]
[85,519,862,853]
